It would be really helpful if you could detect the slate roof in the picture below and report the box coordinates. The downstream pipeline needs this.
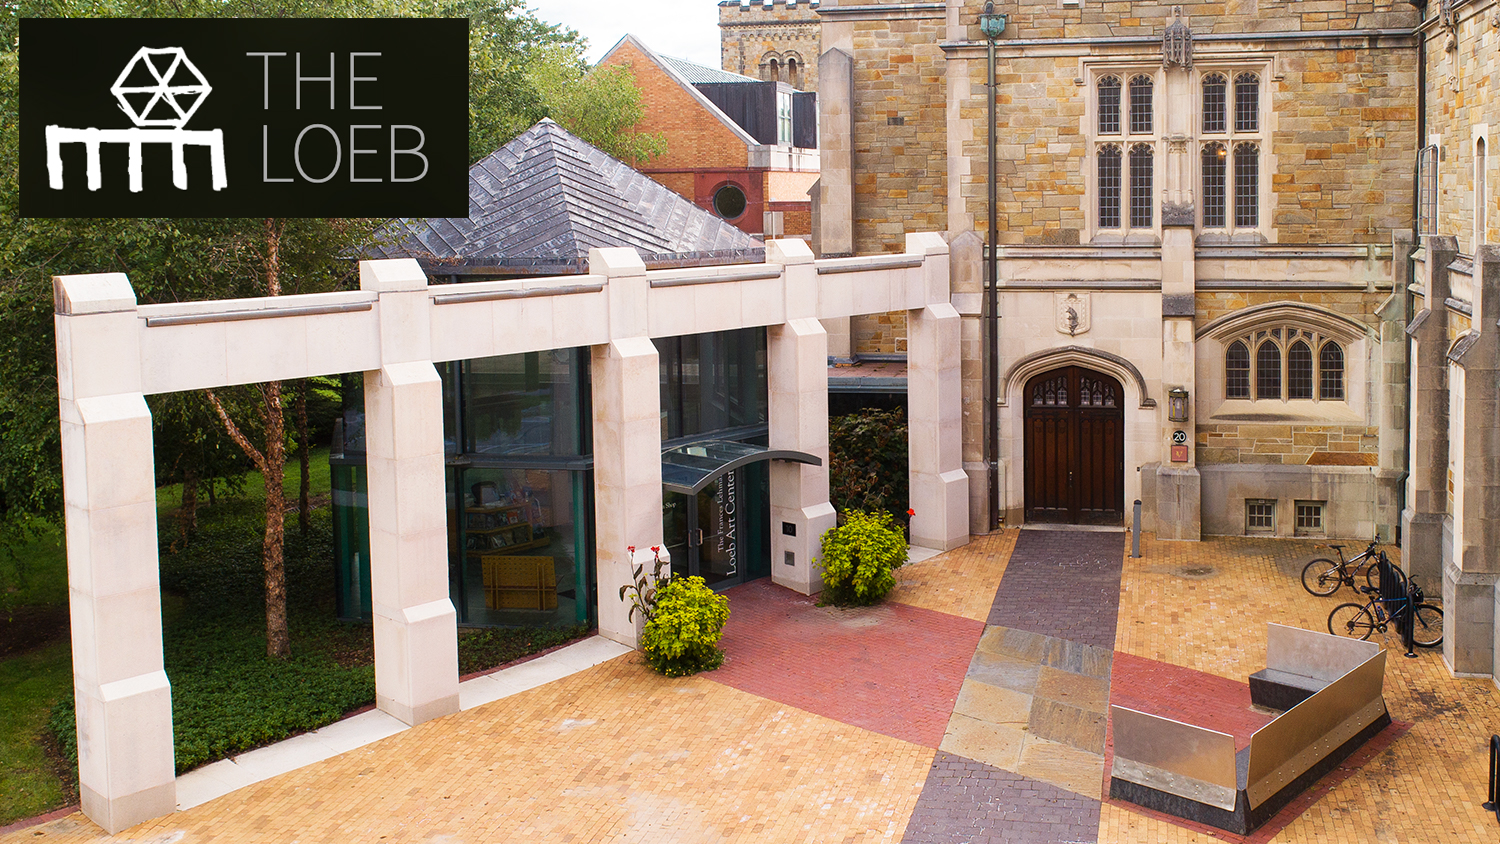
[368,119,763,274]
[661,55,760,85]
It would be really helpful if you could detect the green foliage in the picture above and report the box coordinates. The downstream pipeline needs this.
[640,576,730,678]
[1,641,72,826]
[828,409,910,528]
[534,56,667,164]
[818,510,908,607]
[456,625,589,677]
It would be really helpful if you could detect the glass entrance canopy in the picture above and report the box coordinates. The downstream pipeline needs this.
[660,439,821,495]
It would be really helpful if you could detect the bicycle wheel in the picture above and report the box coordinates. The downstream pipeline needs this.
[1329,603,1376,640]
[1302,559,1344,596]
[1411,603,1444,648]
[1363,559,1382,591]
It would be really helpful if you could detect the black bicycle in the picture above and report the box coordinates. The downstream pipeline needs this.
[1301,538,1383,597]
[1328,584,1444,647]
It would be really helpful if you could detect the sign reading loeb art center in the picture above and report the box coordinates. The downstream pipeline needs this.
[20,18,468,217]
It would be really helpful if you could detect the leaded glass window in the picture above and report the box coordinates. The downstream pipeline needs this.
[1098,145,1122,228]
[1202,143,1226,228]
[1235,73,1259,132]
[1226,340,1250,399]
[1320,342,1344,400]
[1256,340,1281,400]
[1098,76,1121,135]
[1288,341,1313,399]
[1202,73,1226,133]
[1129,144,1153,228]
[1129,75,1153,134]
[1235,142,1259,228]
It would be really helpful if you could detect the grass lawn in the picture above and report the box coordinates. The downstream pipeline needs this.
[0,447,590,827]
[0,642,73,824]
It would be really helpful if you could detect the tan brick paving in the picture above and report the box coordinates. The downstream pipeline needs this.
[7,657,934,844]
[14,530,1500,844]
[888,529,1016,622]
[1112,534,1500,843]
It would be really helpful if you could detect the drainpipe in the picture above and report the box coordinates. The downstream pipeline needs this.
[980,3,1007,530]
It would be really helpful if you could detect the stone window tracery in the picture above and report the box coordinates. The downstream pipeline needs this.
[1223,328,1346,402]
[1091,69,1159,237]
[1197,67,1265,237]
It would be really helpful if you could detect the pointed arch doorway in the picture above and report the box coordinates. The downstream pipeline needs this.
[1023,365,1126,525]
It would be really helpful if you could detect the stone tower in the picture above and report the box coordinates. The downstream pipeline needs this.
[718,0,821,92]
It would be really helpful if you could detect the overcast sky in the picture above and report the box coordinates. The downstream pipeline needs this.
[528,0,723,68]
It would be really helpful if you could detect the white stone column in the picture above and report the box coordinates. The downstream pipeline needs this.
[767,240,838,593]
[361,260,459,726]
[1156,220,1202,541]
[590,247,663,648]
[906,233,969,550]
[817,43,856,357]
[55,273,174,834]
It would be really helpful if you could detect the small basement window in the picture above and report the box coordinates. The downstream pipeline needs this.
[1246,499,1275,534]
[1294,500,1325,536]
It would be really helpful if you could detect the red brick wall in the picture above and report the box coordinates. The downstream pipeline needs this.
[599,42,750,173]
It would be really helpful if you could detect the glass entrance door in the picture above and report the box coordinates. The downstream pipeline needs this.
[662,468,744,590]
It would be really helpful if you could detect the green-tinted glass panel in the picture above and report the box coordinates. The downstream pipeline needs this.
[657,327,767,440]
[331,460,372,621]
[460,349,588,457]
[451,466,592,628]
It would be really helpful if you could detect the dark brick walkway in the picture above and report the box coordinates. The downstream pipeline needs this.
[901,751,1101,844]
[709,579,983,748]
[986,531,1125,650]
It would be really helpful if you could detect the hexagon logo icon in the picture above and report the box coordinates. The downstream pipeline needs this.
[110,47,211,129]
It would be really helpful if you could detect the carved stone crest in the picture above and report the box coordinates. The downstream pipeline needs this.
[1056,292,1091,336]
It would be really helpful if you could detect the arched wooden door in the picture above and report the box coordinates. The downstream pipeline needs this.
[1023,366,1125,525]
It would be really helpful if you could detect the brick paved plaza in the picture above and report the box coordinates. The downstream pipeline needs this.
[7,530,1499,843]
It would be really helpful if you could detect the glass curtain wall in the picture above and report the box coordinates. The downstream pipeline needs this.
[657,327,772,588]
[446,350,593,629]
[333,354,594,630]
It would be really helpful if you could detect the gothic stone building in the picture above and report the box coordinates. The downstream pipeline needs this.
[812,0,1500,680]
[720,0,823,91]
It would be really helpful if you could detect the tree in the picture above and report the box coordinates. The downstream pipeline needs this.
[0,0,654,657]
[531,50,667,164]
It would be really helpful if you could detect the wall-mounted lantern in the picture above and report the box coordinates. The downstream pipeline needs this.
[979,2,1008,40]
[1167,387,1190,423]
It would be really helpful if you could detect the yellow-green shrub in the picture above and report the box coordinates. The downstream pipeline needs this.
[640,576,730,677]
[818,510,908,606]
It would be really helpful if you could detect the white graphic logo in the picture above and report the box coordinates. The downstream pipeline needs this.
[46,46,227,193]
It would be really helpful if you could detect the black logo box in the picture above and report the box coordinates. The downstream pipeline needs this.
[21,18,468,218]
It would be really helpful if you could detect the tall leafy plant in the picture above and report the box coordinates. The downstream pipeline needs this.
[829,408,909,528]
[818,510,908,607]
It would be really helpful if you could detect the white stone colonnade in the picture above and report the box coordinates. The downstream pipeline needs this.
[53,234,966,833]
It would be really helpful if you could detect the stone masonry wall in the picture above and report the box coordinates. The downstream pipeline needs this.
[719,0,822,90]
[1194,290,1387,330]
[1197,424,1379,465]
[1424,3,1500,255]
[848,10,946,353]
[951,0,1417,41]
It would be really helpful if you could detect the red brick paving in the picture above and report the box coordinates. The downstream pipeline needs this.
[1108,651,1275,751]
[710,579,984,748]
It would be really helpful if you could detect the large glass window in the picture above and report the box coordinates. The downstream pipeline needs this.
[1222,329,1349,403]
[1202,143,1227,228]
[1202,73,1227,134]
[1198,69,1264,236]
[1418,145,1439,236]
[459,349,589,457]
[657,327,768,441]
[452,466,593,629]
[1129,144,1153,228]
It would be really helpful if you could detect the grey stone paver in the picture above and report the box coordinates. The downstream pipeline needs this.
[986,531,1125,649]
[901,751,1101,844]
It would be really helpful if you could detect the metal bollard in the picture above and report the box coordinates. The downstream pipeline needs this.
[1131,500,1142,558]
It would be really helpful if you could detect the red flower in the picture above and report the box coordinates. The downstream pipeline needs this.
[651,545,661,553]
[907,508,916,517]
[627,545,636,554]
